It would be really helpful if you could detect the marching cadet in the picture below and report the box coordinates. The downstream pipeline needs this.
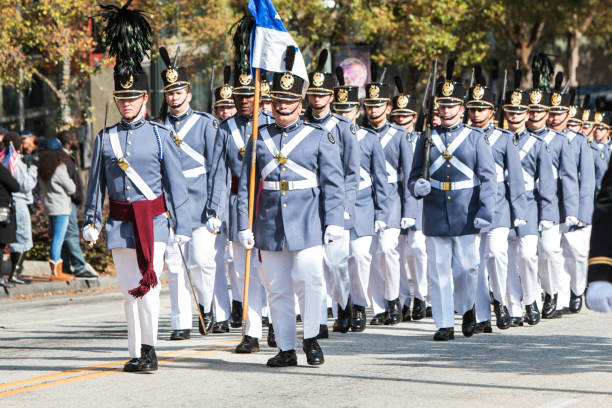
[592,114,611,197]
[408,60,497,341]
[260,74,273,115]
[586,155,612,313]
[503,70,555,326]
[389,77,428,322]
[304,51,360,335]
[237,47,345,367]
[206,63,272,353]
[332,68,390,332]
[465,66,527,333]
[546,78,595,315]
[526,60,579,320]
[363,66,413,326]
[157,47,221,339]
[83,2,190,372]
[214,71,237,120]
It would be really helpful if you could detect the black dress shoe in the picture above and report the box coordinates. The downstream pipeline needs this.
[370,312,387,325]
[170,329,191,340]
[302,337,324,365]
[235,335,260,353]
[198,304,215,335]
[0,279,15,288]
[333,297,352,333]
[461,306,476,338]
[402,305,412,322]
[267,350,298,367]
[327,307,333,318]
[262,316,270,327]
[212,320,230,333]
[73,270,99,280]
[433,328,455,341]
[140,344,158,373]
[493,300,511,330]
[267,324,277,347]
[316,324,329,339]
[569,291,583,313]
[426,306,433,317]
[510,317,524,327]
[230,300,243,328]
[351,305,366,332]
[8,275,26,284]
[123,358,142,372]
[296,314,302,323]
[412,298,426,320]
[385,298,401,325]
[474,320,492,334]
[542,293,558,319]
[525,302,541,325]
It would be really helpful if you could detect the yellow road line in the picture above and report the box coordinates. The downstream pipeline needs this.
[0,339,240,397]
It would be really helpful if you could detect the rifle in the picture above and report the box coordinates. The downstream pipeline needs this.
[207,66,215,114]
[422,59,438,180]
[87,102,108,247]
[415,73,432,133]
[496,69,508,128]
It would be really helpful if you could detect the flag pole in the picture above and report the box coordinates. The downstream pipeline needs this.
[242,68,261,336]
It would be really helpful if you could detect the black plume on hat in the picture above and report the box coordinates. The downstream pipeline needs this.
[394,76,404,94]
[583,94,591,109]
[335,66,345,86]
[446,59,455,80]
[159,47,171,67]
[232,14,255,75]
[285,46,296,72]
[474,64,485,85]
[316,49,328,72]
[569,88,576,105]
[532,52,554,90]
[99,0,152,78]
[223,65,231,84]
[371,63,378,82]
[514,65,522,89]
[554,72,563,93]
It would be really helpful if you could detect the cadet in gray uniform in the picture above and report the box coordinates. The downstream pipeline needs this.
[332,69,390,332]
[304,51,360,335]
[409,60,497,341]
[591,114,611,197]
[237,47,345,367]
[83,2,190,373]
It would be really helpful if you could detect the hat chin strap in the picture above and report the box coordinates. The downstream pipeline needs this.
[440,111,461,122]
[169,95,189,111]
[470,111,494,126]
[368,110,387,122]
[275,103,301,116]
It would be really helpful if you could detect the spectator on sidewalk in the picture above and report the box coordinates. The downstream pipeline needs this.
[7,131,37,285]
[37,138,76,282]
[0,135,20,289]
[57,130,98,279]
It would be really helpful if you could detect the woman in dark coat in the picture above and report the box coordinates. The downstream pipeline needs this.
[0,138,21,288]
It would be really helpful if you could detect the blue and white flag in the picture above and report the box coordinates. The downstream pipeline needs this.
[248,0,308,83]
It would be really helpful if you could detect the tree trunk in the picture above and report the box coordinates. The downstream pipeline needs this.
[516,41,533,90]
[60,54,72,127]
[566,29,581,87]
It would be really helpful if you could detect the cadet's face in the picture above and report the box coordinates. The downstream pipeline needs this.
[594,125,609,143]
[467,108,493,128]
[116,94,148,120]
[528,110,548,125]
[261,101,272,112]
[336,106,360,123]
[365,104,388,122]
[438,105,463,127]
[234,95,255,117]
[393,114,416,128]
[582,124,594,138]
[307,94,334,109]
[272,99,302,126]
[164,88,191,111]
[547,111,568,128]
[567,124,582,133]
[215,106,237,121]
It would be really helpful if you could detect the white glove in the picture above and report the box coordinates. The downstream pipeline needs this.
[586,281,612,312]
[514,219,527,227]
[175,234,191,245]
[539,220,554,231]
[239,229,254,250]
[206,217,222,233]
[343,211,351,221]
[565,216,579,227]
[414,178,431,197]
[82,225,99,243]
[374,220,386,233]
[474,217,490,229]
[401,218,416,229]
[324,225,344,244]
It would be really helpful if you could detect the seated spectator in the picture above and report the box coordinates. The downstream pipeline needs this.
[0,136,20,288]
[37,138,76,282]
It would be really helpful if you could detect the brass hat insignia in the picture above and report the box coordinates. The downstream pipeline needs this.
[280,73,294,90]
[220,85,232,99]
[551,92,562,106]
[569,106,577,118]
[473,85,484,100]
[442,81,454,97]
[239,73,252,86]
[511,91,522,105]
[529,89,542,104]
[582,109,590,122]
[397,94,409,108]
[369,85,380,98]
[260,81,270,95]
[166,68,178,84]
[312,72,324,87]
[121,74,134,89]
[337,88,348,103]
[595,112,603,123]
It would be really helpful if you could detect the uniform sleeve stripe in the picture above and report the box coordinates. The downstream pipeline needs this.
[588,256,612,266]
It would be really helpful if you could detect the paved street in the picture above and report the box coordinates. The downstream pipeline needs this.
[0,289,610,407]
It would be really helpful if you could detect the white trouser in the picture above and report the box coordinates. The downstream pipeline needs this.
[213,250,231,323]
[226,241,242,302]
[349,236,374,307]
[165,239,193,330]
[113,242,166,358]
[538,224,564,295]
[507,234,540,317]
[260,245,325,351]
[476,227,509,323]
[559,226,590,307]
[323,229,351,309]
[426,235,479,329]
[232,241,265,339]
[369,228,401,314]
[186,227,223,313]
[399,231,428,307]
